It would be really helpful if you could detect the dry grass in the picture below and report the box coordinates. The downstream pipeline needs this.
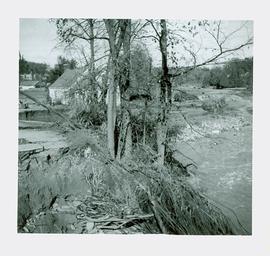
[18,128,241,234]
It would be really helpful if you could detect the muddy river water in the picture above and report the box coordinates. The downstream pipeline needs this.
[176,125,252,234]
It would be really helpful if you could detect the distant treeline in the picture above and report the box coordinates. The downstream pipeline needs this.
[174,57,253,89]
[19,53,77,84]
[19,53,48,77]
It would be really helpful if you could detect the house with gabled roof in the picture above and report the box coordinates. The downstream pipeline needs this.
[48,67,121,106]
[48,68,86,105]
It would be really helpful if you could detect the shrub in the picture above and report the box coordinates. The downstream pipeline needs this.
[174,92,182,102]
[65,129,107,159]
[130,115,157,148]
[174,91,198,102]
[143,174,236,234]
[68,98,106,128]
[201,96,227,113]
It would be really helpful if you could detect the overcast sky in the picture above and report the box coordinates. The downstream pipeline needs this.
[20,19,63,66]
[19,19,253,68]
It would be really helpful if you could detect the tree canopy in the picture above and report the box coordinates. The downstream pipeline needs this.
[19,53,48,76]
[201,57,253,88]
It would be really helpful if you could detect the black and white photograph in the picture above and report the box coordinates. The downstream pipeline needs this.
[18,18,253,235]
[1,0,270,254]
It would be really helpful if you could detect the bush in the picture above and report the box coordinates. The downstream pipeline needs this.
[201,96,227,113]
[68,99,106,128]
[201,58,253,89]
[66,128,106,156]
[174,92,182,102]
[174,91,198,102]
[130,115,157,148]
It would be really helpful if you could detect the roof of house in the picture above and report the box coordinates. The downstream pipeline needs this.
[49,68,86,89]
[20,80,39,87]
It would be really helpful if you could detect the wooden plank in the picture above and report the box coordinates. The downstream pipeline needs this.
[19,144,44,153]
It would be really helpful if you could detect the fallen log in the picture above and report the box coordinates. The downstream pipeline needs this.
[81,213,154,224]
[19,90,81,130]
[82,214,154,230]
[19,147,45,162]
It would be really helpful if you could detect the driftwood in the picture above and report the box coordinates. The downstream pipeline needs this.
[76,212,154,231]
[135,183,167,234]
[145,192,168,234]
[19,147,45,162]
[81,213,154,224]
[19,90,81,130]
[81,214,154,230]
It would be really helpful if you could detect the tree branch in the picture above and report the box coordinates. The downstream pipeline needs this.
[146,19,161,39]
[169,39,253,78]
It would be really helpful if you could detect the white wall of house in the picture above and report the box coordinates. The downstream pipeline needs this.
[49,88,69,105]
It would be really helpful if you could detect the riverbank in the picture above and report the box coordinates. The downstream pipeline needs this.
[17,87,252,234]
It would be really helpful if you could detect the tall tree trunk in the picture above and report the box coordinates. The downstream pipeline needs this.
[117,109,132,160]
[100,56,111,105]
[89,19,95,72]
[89,19,97,100]
[121,20,131,94]
[121,20,132,159]
[115,19,132,160]
[156,19,171,167]
[105,20,118,158]
[156,121,167,167]
[142,108,146,146]
[124,118,132,158]
[104,19,128,159]
[160,19,171,105]
[107,61,117,158]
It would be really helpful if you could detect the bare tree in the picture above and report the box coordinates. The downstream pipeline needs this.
[104,19,129,158]
[144,19,253,167]
[146,19,172,167]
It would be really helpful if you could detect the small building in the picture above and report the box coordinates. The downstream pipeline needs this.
[49,68,121,106]
[48,69,82,105]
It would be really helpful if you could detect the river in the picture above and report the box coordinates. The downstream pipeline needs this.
[177,125,252,234]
